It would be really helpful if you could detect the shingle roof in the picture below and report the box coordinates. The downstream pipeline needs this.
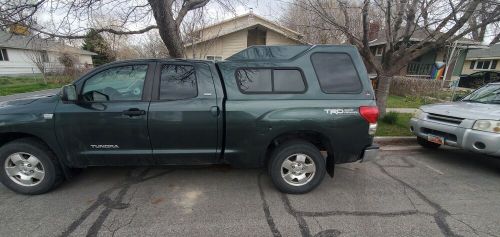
[0,31,97,55]
[466,44,500,59]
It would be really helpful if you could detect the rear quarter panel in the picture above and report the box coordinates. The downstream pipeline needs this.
[218,45,376,167]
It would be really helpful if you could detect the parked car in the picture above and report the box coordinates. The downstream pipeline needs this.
[410,82,500,156]
[458,71,500,89]
[0,45,379,195]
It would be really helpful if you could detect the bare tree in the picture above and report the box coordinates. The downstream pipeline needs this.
[289,0,500,116]
[0,0,239,58]
[24,39,51,84]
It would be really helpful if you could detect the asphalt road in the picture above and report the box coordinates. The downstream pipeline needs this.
[1,147,500,237]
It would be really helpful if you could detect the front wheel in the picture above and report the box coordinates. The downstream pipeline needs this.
[268,140,326,194]
[0,138,63,195]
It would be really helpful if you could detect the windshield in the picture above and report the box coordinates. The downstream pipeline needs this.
[462,84,500,104]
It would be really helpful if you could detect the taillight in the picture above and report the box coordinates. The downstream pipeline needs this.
[359,106,379,124]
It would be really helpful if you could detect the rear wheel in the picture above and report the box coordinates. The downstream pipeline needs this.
[417,136,441,149]
[268,140,326,194]
[0,138,63,195]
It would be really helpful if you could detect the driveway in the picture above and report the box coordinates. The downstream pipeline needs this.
[1,147,499,236]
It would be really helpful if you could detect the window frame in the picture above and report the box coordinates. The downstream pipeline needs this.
[157,63,199,101]
[80,64,150,103]
[206,55,223,61]
[375,46,383,56]
[310,52,363,94]
[234,67,308,94]
[0,48,9,61]
[472,59,498,70]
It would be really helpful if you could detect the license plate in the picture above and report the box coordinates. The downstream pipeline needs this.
[427,134,444,144]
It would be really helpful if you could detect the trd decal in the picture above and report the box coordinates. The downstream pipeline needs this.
[324,108,358,115]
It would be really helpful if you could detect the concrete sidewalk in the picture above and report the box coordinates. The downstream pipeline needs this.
[0,88,59,102]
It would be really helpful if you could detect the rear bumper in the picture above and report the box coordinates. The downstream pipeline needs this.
[361,145,379,162]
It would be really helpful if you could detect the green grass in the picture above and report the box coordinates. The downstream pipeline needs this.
[376,113,413,136]
[0,76,66,96]
[387,95,428,108]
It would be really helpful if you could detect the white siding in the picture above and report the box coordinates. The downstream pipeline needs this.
[266,30,299,45]
[0,48,94,75]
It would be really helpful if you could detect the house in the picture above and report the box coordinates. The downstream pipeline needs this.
[368,27,481,80]
[461,43,499,75]
[184,13,306,60]
[0,30,96,75]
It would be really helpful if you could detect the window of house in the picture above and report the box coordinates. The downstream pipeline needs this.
[470,60,498,70]
[206,55,222,61]
[235,68,306,93]
[311,53,362,93]
[0,48,9,61]
[41,51,49,62]
[375,46,383,56]
[160,64,198,100]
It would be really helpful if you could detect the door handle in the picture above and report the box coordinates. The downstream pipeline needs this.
[123,108,146,117]
[210,106,220,117]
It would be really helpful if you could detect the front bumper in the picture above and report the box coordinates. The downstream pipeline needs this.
[361,145,380,162]
[410,117,500,157]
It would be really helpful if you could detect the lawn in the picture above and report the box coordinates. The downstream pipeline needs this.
[0,76,66,96]
[387,95,428,108]
[376,113,413,136]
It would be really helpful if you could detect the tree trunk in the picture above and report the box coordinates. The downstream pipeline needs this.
[375,75,393,117]
[148,0,185,58]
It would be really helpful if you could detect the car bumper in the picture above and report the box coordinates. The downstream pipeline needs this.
[361,145,379,162]
[410,118,500,157]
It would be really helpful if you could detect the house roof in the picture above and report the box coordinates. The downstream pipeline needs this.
[466,43,500,60]
[0,31,97,55]
[369,27,480,47]
[185,13,306,47]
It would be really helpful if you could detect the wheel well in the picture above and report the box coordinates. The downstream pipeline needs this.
[264,131,333,167]
[0,132,49,150]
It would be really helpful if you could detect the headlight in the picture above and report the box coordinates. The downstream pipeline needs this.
[413,109,423,119]
[472,120,500,133]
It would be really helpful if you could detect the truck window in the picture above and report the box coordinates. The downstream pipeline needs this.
[82,65,148,101]
[236,68,305,93]
[160,65,198,100]
[311,53,362,93]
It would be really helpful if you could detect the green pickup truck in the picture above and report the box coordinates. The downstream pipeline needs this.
[0,45,379,195]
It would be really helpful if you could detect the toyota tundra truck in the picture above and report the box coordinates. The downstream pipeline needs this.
[0,45,379,195]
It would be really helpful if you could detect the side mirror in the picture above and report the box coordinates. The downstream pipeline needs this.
[61,85,77,102]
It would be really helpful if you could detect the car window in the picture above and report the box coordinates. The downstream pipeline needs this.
[236,69,272,93]
[311,53,362,93]
[160,64,197,100]
[82,65,148,101]
[236,68,305,93]
[273,69,306,92]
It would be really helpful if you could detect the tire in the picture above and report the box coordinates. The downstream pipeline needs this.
[0,138,63,195]
[417,136,441,149]
[268,140,326,194]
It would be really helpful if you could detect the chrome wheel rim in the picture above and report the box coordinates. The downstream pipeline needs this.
[280,153,316,186]
[4,152,45,187]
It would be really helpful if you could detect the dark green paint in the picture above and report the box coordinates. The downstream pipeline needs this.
[0,45,376,169]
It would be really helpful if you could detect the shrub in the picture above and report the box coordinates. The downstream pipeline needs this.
[381,112,399,124]
[389,76,443,98]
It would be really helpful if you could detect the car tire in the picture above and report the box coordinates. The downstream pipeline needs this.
[268,140,326,194]
[417,136,441,149]
[0,138,63,195]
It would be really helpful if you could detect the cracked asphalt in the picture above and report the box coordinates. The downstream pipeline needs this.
[1,147,500,237]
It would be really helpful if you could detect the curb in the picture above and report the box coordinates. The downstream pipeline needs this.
[374,136,416,146]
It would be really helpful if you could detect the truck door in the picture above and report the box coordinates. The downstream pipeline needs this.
[148,62,219,164]
[54,62,155,166]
